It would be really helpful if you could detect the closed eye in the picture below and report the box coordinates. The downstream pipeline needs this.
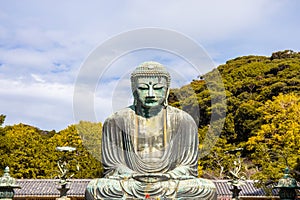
[138,86,148,90]
[138,84,149,90]
[153,84,164,90]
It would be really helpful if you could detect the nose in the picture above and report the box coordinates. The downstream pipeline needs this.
[147,86,154,97]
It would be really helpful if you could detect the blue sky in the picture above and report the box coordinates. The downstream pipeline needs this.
[0,0,299,131]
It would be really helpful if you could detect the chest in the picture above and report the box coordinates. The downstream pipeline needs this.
[134,115,167,160]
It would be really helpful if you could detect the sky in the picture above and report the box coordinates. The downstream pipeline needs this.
[0,0,299,131]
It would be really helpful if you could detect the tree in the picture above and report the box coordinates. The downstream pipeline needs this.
[233,100,263,142]
[1,123,54,178]
[49,123,103,178]
[76,121,102,162]
[0,115,5,126]
[246,93,300,181]
[0,121,103,179]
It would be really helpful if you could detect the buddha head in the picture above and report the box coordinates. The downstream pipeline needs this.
[131,62,171,108]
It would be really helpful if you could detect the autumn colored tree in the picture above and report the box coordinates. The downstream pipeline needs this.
[246,93,300,181]
[0,120,103,179]
[0,123,55,178]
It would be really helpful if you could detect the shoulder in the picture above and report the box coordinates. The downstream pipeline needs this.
[167,106,198,133]
[104,106,135,124]
[167,106,196,124]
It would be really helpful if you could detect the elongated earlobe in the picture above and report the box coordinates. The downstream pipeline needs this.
[163,89,170,107]
[133,91,138,106]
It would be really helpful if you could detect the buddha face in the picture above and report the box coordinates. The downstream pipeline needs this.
[135,77,168,108]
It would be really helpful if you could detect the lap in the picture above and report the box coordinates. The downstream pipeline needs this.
[85,178,216,199]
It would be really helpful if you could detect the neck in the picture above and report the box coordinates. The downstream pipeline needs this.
[135,104,165,118]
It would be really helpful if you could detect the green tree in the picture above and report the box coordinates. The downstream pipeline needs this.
[76,121,102,162]
[0,115,8,173]
[233,100,263,142]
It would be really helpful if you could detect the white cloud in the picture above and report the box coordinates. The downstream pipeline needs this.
[113,0,280,39]
[31,74,46,83]
[0,0,299,130]
[0,79,74,131]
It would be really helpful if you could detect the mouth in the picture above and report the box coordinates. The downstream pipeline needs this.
[145,99,158,103]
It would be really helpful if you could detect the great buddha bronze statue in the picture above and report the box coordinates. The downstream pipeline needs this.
[85,61,217,199]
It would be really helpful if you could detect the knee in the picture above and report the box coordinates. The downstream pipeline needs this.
[85,178,124,199]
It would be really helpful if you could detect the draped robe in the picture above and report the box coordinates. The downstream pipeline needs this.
[85,105,217,199]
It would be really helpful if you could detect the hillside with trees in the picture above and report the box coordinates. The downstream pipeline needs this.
[169,50,300,184]
[0,50,299,186]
